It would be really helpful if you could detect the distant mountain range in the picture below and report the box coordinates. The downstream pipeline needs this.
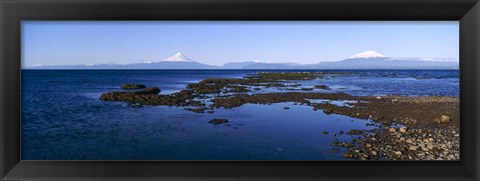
[28,51,459,69]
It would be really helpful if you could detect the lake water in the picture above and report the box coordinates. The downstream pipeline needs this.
[21,69,459,160]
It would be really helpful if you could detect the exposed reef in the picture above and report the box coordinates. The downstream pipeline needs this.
[99,72,459,160]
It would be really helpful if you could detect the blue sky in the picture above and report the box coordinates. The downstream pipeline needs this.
[22,21,458,67]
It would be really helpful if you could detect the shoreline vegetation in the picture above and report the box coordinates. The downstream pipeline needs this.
[99,72,459,160]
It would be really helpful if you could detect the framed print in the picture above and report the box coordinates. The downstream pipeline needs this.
[1,0,479,180]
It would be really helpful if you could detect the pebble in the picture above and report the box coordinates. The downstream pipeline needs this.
[440,115,451,123]
[389,128,396,133]
[399,127,407,133]
[406,138,414,144]
[427,143,434,150]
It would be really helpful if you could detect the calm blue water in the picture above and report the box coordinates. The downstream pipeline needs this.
[21,69,459,160]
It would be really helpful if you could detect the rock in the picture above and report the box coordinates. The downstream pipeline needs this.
[427,143,434,150]
[208,119,229,125]
[283,107,290,110]
[434,115,451,123]
[128,103,143,108]
[230,86,250,92]
[323,131,329,135]
[389,128,396,133]
[134,87,161,95]
[420,145,429,151]
[376,96,383,100]
[100,88,197,107]
[121,84,146,90]
[346,130,363,135]
[406,138,414,144]
[409,146,418,151]
[184,107,206,113]
[440,115,451,123]
[323,108,333,114]
[314,85,332,90]
[399,127,407,133]
[394,151,403,156]
[371,151,378,156]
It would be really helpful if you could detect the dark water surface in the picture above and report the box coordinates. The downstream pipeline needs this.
[21,69,459,160]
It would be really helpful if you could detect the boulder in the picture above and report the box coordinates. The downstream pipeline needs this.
[314,85,332,90]
[121,84,146,90]
[208,119,229,125]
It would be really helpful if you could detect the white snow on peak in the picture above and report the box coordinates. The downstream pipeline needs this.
[163,52,194,62]
[348,51,386,59]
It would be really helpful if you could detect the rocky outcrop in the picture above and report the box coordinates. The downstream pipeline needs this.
[134,87,161,95]
[121,84,146,90]
[100,87,160,100]
[314,85,331,90]
[208,119,229,125]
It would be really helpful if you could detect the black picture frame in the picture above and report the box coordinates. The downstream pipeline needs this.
[1,0,479,180]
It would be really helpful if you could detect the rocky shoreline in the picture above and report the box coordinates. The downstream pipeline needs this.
[99,72,460,160]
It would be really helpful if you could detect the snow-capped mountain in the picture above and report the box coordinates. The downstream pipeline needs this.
[27,51,458,69]
[347,51,386,59]
[163,52,194,62]
[303,51,457,69]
